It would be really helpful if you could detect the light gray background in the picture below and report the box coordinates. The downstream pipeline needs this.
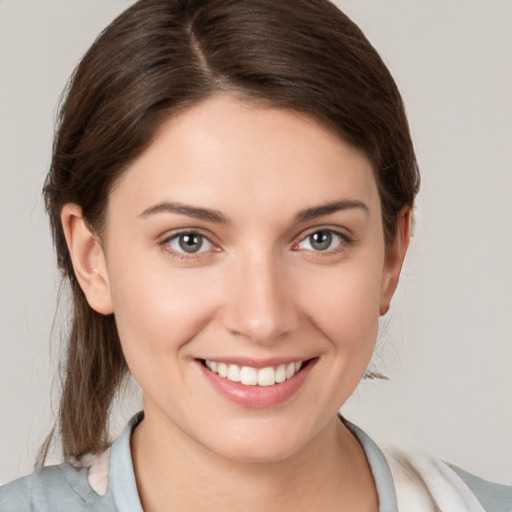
[1,0,511,486]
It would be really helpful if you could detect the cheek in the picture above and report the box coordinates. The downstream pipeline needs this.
[300,262,383,352]
[108,262,223,360]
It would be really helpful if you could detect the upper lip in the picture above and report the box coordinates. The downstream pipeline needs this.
[198,356,316,369]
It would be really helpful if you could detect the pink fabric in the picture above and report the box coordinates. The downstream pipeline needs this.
[70,447,111,496]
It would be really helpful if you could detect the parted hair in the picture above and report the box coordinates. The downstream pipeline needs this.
[41,0,419,461]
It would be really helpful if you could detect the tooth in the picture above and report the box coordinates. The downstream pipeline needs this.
[275,364,286,383]
[240,366,258,385]
[286,362,296,379]
[227,364,241,382]
[218,363,228,378]
[257,367,276,386]
[207,360,303,385]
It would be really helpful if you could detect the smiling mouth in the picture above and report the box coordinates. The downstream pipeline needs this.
[200,359,312,387]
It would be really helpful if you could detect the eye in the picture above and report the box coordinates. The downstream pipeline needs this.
[296,229,344,252]
[166,232,213,254]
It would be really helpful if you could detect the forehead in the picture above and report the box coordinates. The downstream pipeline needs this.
[108,95,380,222]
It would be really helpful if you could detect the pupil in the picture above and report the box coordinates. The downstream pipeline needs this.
[311,231,331,251]
[179,234,202,253]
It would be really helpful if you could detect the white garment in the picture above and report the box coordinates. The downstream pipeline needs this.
[385,451,487,512]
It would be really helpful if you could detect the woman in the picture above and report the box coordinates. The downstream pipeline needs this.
[1,0,510,510]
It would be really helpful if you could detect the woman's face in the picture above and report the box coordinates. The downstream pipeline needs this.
[100,95,403,462]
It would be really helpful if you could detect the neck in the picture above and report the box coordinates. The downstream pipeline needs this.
[131,408,378,512]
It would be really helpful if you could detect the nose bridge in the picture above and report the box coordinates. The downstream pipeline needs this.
[222,246,298,344]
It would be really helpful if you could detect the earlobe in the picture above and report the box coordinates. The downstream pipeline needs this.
[379,207,412,316]
[61,204,114,315]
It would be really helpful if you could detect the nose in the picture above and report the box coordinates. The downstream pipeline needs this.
[220,251,299,345]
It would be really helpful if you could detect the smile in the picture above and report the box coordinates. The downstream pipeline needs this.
[203,360,303,386]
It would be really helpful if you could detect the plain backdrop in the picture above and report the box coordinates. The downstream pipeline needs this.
[1,0,511,486]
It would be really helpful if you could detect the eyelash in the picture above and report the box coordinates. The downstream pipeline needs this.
[160,227,353,261]
[291,228,352,255]
[161,230,218,260]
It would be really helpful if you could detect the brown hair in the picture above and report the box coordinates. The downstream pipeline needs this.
[42,0,419,461]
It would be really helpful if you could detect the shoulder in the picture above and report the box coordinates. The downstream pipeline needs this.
[450,464,512,512]
[0,461,115,512]
[384,450,512,512]
[0,471,34,512]
[0,413,143,512]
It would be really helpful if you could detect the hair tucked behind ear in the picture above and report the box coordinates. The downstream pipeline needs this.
[42,0,419,463]
[38,282,126,464]
[60,284,126,455]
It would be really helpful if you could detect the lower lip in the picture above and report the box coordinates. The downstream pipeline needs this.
[198,359,316,408]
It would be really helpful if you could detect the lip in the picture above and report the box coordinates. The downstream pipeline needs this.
[197,357,317,408]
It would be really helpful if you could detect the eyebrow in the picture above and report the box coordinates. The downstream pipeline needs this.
[139,202,228,224]
[294,199,369,223]
[139,198,368,225]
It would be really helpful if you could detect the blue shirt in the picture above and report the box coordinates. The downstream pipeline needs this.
[1,413,510,511]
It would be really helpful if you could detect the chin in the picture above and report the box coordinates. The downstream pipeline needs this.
[198,416,317,465]
[212,438,304,465]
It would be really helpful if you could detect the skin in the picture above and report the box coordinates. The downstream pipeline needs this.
[62,94,410,511]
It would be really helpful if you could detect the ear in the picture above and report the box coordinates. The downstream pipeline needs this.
[379,207,411,316]
[61,203,114,315]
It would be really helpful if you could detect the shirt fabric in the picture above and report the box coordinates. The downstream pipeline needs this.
[1,412,510,511]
